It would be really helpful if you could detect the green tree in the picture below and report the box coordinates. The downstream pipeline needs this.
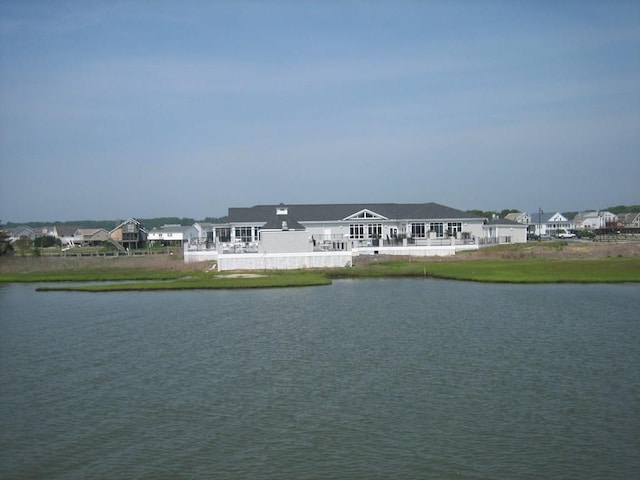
[34,235,60,248]
[13,236,32,256]
[500,208,520,218]
[0,222,12,256]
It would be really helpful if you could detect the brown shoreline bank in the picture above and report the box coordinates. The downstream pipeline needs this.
[1,241,639,274]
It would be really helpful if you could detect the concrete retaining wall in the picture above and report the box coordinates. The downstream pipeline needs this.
[217,252,352,271]
[184,245,479,269]
[183,249,219,264]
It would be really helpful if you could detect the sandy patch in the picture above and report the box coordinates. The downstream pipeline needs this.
[220,273,267,278]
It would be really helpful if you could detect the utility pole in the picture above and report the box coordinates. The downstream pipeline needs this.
[538,207,543,241]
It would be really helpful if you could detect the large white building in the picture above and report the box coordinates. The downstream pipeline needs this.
[219,202,489,249]
[186,202,527,270]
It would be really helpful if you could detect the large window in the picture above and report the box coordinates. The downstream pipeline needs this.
[349,223,382,239]
[429,222,444,238]
[350,224,365,239]
[368,224,382,238]
[448,222,462,236]
[411,222,426,238]
[235,227,253,242]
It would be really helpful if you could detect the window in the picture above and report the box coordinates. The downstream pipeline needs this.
[448,222,462,236]
[368,224,382,238]
[350,224,364,239]
[235,227,253,242]
[410,223,426,238]
[429,222,444,237]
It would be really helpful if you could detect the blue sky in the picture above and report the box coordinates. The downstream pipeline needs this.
[1,1,639,222]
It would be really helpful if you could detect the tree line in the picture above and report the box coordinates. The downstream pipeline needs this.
[1,216,229,231]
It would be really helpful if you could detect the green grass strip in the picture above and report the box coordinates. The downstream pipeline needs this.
[327,257,640,283]
[0,269,193,283]
[36,271,331,291]
[4,257,640,291]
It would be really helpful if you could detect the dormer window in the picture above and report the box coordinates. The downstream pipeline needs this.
[277,207,288,215]
[282,221,288,231]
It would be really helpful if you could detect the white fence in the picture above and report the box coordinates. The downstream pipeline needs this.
[217,252,353,271]
[353,244,479,257]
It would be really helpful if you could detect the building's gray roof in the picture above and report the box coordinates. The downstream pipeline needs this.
[55,226,81,237]
[150,224,193,234]
[262,208,306,231]
[529,212,564,224]
[486,218,523,226]
[229,203,483,223]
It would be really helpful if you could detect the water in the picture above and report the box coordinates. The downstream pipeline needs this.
[1,279,639,479]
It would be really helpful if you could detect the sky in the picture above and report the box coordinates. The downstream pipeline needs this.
[1,0,639,223]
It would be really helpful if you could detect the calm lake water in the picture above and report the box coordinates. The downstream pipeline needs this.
[1,279,639,479]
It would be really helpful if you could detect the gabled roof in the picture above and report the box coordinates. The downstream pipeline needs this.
[261,207,306,231]
[621,212,640,224]
[530,212,567,224]
[111,218,147,234]
[504,212,528,222]
[76,228,108,236]
[55,226,81,237]
[228,203,482,223]
[343,208,389,221]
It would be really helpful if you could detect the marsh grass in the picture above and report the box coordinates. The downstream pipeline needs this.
[3,252,640,291]
[35,270,331,291]
[330,257,640,283]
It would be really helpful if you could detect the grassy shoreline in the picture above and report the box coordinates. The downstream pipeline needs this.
[2,243,639,290]
[2,255,639,291]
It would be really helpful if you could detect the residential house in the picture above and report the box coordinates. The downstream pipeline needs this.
[110,218,147,250]
[504,212,531,225]
[193,222,215,246]
[51,226,81,246]
[620,212,640,229]
[148,224,198,247]
[572,211,617,231]
[529,212,571,237]
[75,228,110,246]
[7,225,36,243]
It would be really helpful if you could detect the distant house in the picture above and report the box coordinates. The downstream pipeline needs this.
[620,212,640,228]
[529,212,571,237]
[572,211,617,230]
[110,218,147,250]
[193,222,215,246]
[147,224,198,247]
[51,226,82,246]
[504,212,531,225]
[75,228,110,246]
[8,226,36,242]
[573,211,602,230]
